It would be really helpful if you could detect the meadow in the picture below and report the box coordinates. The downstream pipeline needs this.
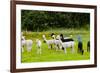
[21,29,90,63]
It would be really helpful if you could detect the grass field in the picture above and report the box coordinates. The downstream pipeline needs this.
[21,29,90,63]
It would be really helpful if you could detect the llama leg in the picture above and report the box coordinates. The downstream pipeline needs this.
[87,46,90,52]
[87,47,88,52]
[59,45,62,51]
[89,47,90,52]
[81,49,84,55]
[22,47,24,52]
[37,48,39,54]
[48,45,51,49]
[59,46,62,50]
[54,45,58,51]
[51,45,53,49]
[27,48,30,52]
[78,48,80,53]
[71,45,74,53]
[57,44,60,50]
[27,46,31,52]
[64,48,67,54]
[62,47,64,50]
[39,47,41,54]
[56,45,59,51]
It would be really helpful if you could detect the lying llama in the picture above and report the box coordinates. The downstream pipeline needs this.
[57,35,74,54]
[36,39,42,54]
[42,35,54,49]
[21,36,33,52]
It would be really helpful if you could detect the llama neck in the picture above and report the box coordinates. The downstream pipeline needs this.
[43,37,47,43]
[58,38,63,45]
[53,36,56,40]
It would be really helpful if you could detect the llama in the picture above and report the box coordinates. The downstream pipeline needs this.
[42,35,55,49]
[51,33,55,39]
[21,36,26,52]
[78,41,84,55]
[21,36,33,52]
[52,35,62,51]
[36,39,42,54]
[77,35,84,55]
[51,33,71,51]
[57,35,74,54]
[87,41,90,52]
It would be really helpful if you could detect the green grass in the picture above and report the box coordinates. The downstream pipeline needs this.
[21,29,90,63]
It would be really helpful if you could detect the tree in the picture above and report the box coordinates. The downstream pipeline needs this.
[21,10,90,31]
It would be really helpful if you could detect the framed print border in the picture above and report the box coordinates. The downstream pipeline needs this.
[10,0,97,73]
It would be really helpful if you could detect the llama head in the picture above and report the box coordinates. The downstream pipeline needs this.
[42,35,45,39]
[21,36,25,41]
[52,35,56,39]
[51,33,55,38]
[60,34,64,39]
[42,35,46,43]
[56,35,60,40]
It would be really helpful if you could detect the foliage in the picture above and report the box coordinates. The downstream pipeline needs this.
[21,10,90,31]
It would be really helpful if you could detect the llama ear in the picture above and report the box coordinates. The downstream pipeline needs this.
[51,33,55,37]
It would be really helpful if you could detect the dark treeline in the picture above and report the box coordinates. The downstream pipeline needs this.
[21,10,90,32]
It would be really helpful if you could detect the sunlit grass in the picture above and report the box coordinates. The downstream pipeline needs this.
[21,29,90,63]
